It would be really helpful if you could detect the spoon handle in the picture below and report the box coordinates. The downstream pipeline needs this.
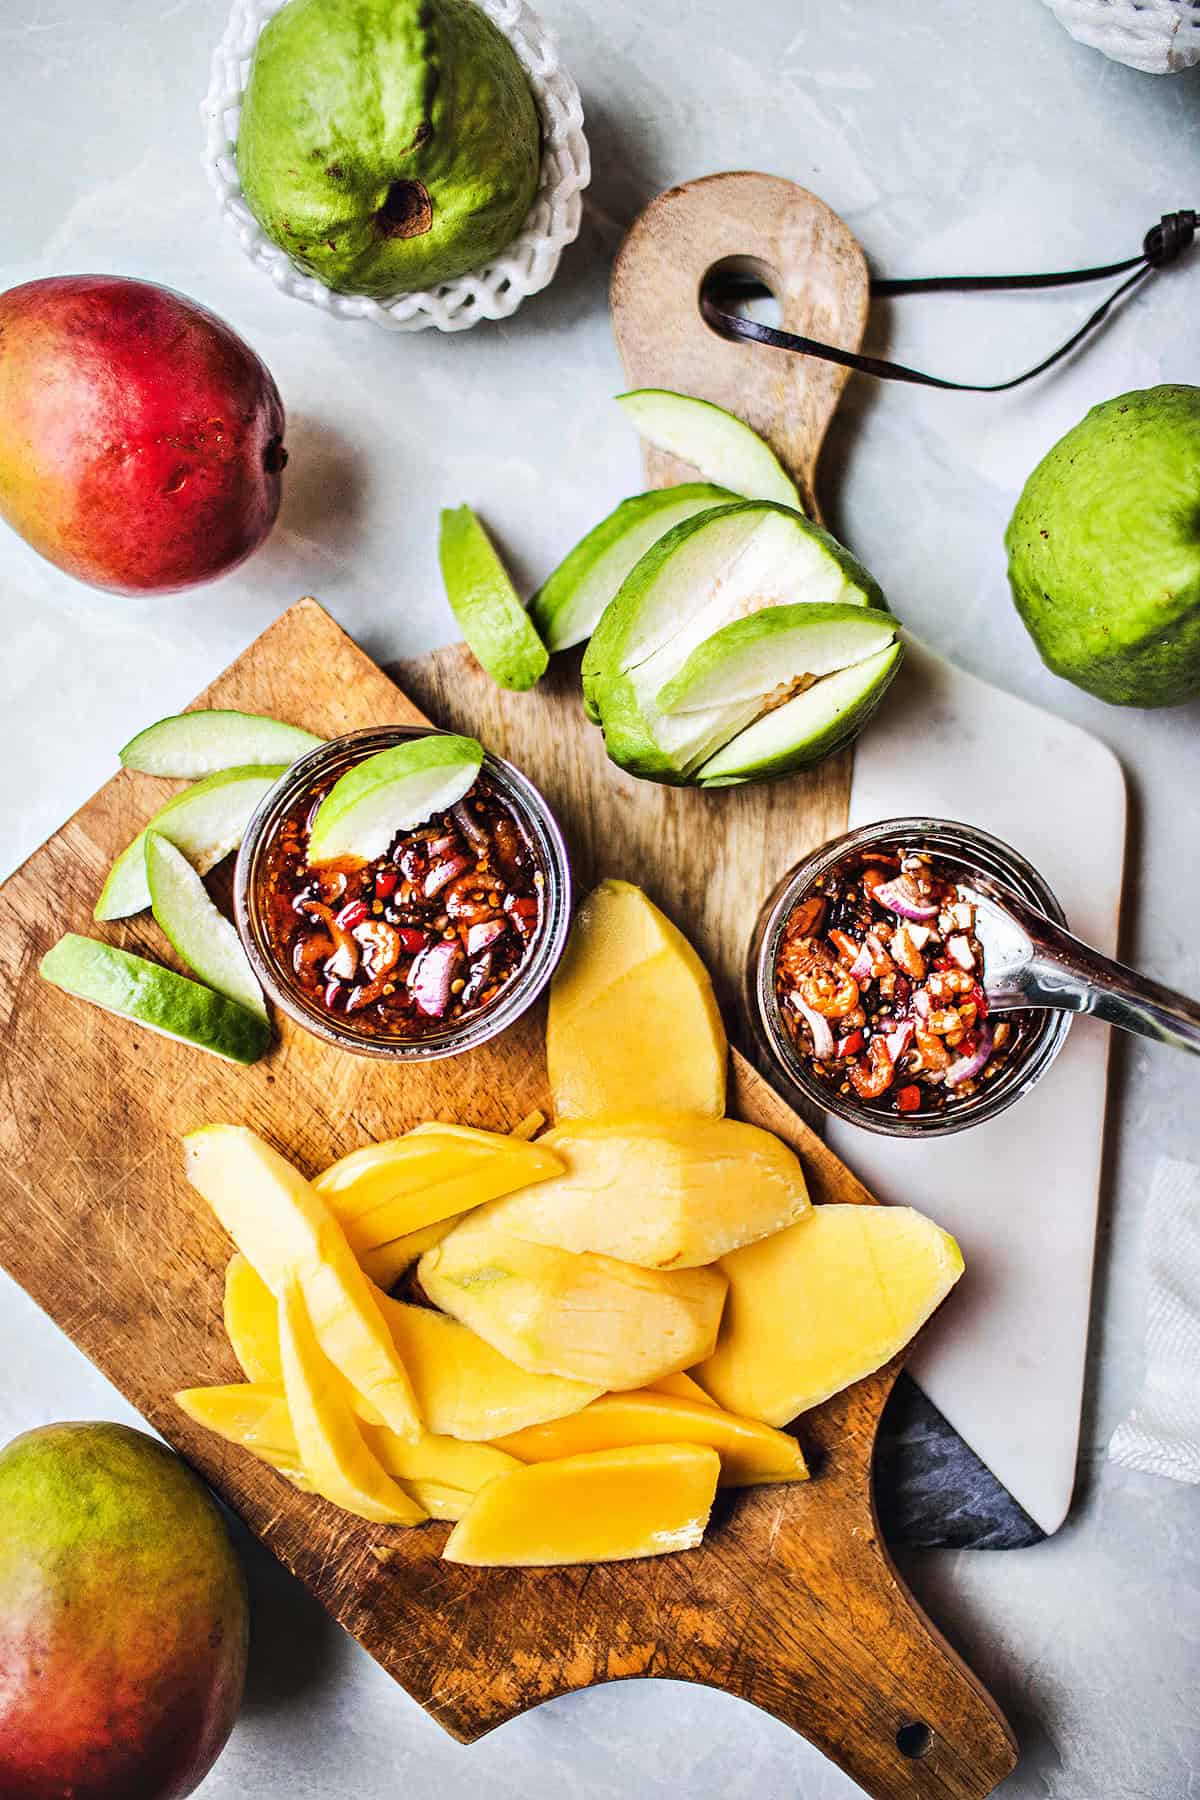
[1008,910,1200,1056]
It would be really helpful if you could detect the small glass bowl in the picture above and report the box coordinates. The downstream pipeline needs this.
[745,816,1072,1138]
[234,727,572,1061]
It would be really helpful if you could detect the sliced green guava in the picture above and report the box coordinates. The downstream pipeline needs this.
[616,390,802,510]
[696,643,904,786]
[120,710,322,777]
[587,502,884,781]
[656,603,898,714]
[145,832,266,1020]
[439,506,548,692]
[96,766,289,922]
[308,734,483,865]
[40,934,270,1064]
[530,484,734,656]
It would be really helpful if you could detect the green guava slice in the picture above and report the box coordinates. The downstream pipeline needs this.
[439,506,548,692]
[40,935,270,1064]
[696,643,904,786]
[236,0,542,299]
[530,485,734,655]
[308,734,482,865]
[120,711,322,777]
[656,604,898,714]
[586,501,884,780]
[1005,384,1200,707]
[145,832,266,1020]
[96,766,290,922]
[616,391,802,510]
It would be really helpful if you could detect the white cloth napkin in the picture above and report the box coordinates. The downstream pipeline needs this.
[1109,1154,1200,1482]
[1042,0,1200,75]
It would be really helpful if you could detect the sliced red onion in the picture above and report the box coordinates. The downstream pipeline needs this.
[885,1020,914,1062]
[424,853,471,898]
[466,918,506,958]
[453,799,489,853]
[790,991,835,1061]
[325,941,358,981]
[460,948,493,1008]
[947,933,975,971]
[428,833,458,857]
[945,1021,994,1087]
[849,941,874,981]
[873,879,939,922]
[408,940,460,1017]
[914,988,932,1019]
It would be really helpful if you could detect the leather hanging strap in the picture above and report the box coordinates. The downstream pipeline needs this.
[700,211,1196,393]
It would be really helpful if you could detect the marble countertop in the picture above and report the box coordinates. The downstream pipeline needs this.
[2,2,1198,1795]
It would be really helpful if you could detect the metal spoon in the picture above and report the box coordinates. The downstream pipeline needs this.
[956,877,1200,1057]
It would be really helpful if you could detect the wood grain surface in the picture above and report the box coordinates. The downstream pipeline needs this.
[610,170,870,524]
[0,173,1017,1800]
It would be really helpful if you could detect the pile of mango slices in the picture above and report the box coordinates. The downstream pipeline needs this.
[177,880,963,1567]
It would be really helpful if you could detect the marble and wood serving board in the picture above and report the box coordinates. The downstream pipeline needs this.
[603,171,1123,1544]
[0,595,1016,1800]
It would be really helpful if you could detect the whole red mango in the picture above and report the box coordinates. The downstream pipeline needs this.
[0,275,286,593]
[0,1421,249,1800]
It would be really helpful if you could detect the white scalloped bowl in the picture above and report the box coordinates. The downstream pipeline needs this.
[202,0,590,332]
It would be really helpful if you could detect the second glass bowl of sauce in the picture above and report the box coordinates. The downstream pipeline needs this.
[746,818,1072,1136]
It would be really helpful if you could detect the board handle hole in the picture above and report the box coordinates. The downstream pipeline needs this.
[700,256,783,334]
[896,1720,935,1760]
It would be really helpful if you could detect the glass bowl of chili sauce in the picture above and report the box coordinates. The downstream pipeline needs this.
[745,818,1071,1137]
[234,728,572,1060]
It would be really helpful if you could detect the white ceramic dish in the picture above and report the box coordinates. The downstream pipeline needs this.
[202,0,590,332]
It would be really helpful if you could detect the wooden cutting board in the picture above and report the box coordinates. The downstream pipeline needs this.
[0,599,1013,1800]
[0,173,1018,1799]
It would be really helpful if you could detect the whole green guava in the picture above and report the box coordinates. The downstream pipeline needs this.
[1005,385,1200,707]
[236,0,542,298]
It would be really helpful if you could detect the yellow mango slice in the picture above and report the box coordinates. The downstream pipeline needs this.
[222,1250,388,1425]
[547,879,727,1119]
[184,1124,421,1441]
[358,1215,466,1289]
[377,1295,602,1439]
[696,1203,965,1426]
[216,1250,596,1439]
[484,1115,809,1268]
[507,1110,546,1141]
[443,1443,721,1566]
[419,1220,727,1389]
[175,1379,518,1519]
[224,1253,282,1381]
[277,1279,426,1525]
[176,1378,306,1479]
[314,1127,563,1254]
[651,1370,714,1405]
[491,1391,807,1487]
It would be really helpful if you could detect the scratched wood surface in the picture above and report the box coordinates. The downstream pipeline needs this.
[0,598,1012,1799]
[0,172,1017,1800]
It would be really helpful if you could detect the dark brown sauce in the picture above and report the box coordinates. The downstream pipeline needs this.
[258,770,545,1039]
[774,845,1031,1116]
